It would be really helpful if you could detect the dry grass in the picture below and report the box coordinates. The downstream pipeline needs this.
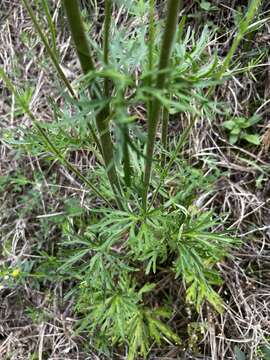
[1,1,270,359]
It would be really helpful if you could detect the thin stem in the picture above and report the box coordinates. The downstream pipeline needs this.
[148,0,155,74]
[104,0,112,97]
[147,0,155,118]
[148,115,196,211]
[145,0,161,157]
[161,106,169,167]
[0,68,112,207]
[63,0,123,209]
[87,123,103,154]
[216,0,262,79]
[22,0,76,97]
[41,0,57,57]
[143,0,182,210]
[22,0,102,155]
[149,0,261,210]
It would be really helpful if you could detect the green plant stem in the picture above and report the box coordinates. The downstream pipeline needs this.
[41,0,57,57]
[147,0,155,118]
[22,0,75,98]
[143,0,182,210]
[22,0,102,156]
[62,0,95,73]
[154,0,260,209]
[104,0,112,97]
[149,0,262,210]
[161,106,169,167]
[216,0,262,79]
[0,68,112,206]
[149,0,260,209]
[148,115,196,211]
[148,0,155,76]
[62,0,123,209]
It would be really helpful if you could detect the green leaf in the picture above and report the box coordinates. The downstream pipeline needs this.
[223,120,235,130]
[248,114,262,126]
[229,134,239,144]
[200,1,212,11]
[138,283,156,298]
[150,318,180,344]
[235,117,247,127]
[231,127,241,135]
[242,133,261,145]
[64,199,84,216]
[261,345,270,360]
[234,346,246,360]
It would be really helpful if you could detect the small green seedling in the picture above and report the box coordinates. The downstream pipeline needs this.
[198,1,217,12]
[223,114,261,145]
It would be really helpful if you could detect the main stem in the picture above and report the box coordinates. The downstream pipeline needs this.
[63,0,122,208]
[147,0,155,119]
[143,0,182,210]
[104,0,112,97]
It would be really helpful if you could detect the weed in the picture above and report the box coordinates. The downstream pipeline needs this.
[223,114,262,145]
[0,0,263,358]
